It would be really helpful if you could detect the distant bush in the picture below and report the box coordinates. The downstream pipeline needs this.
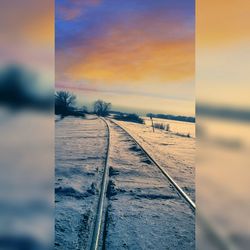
[69,109,86,118]
[114,113,144,124]
[154,123,170,131]
[147,113,195,123]
[154,123,164,130]
[58,108,86,119]
[175,132,191,138]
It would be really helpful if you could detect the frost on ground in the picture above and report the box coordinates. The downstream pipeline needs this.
[105,121,195,250]
[114,118,195,202]
[144,117,195,138]
[55,117,108,249]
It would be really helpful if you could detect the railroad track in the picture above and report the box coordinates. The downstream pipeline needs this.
[109,119,196,211]
[89,118,110,250]
[89,117,195,250]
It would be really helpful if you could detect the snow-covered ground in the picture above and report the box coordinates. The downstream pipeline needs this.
[55,116,108,249]
[143,117,195,138]
[114,118,195,202]
[55,116,195,249]
[105,121,195,249]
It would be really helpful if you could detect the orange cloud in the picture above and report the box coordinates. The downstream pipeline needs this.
[65,18,194,84]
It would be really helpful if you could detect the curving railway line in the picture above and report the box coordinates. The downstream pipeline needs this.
[89,118,110,250]
[89,118,195,250]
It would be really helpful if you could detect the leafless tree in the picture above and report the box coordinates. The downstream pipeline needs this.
[55,91,76,115]
[93,100,111,116]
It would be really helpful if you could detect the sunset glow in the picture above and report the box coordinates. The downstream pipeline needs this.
[56,0,195,115]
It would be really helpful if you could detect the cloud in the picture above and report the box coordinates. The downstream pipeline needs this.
[57,9,194,85]
[56,0,195,114]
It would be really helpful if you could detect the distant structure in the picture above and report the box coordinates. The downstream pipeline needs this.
[149,114,155,132]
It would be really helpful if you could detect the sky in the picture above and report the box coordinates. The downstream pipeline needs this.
[0,0,54,89]
[56,0,195,116]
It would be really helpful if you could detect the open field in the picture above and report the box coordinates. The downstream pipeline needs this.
[55,117,108,249]
[55,116,195,249]
[143,117,195,138]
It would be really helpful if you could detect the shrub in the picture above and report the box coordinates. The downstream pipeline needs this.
[114,113,144,124]
[175,132,191,138]
[153,123,170,131]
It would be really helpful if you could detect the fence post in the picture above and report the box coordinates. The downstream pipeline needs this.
[150,115,155,132]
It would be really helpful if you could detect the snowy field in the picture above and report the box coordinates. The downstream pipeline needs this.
[105,120,195,249]
[143,117,195,138]
[115,118,195,202]
[55,117,108,249]
[55,116,195,249]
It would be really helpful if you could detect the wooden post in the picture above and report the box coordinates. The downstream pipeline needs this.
[150,115,155,132]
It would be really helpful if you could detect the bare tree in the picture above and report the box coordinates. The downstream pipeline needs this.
[93,100,111,117]
[55,91,76,115]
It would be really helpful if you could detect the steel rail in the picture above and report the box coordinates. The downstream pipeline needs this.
[109,119,196,211]
[89,118,110,250]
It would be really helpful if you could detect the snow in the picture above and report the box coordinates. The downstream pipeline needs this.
[55,116,108,249]
[55,116,195,249]
[104,120,195,249]
[143,117,195,138]
[114,118,195,202]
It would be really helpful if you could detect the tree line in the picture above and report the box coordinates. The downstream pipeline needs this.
[55,90,111,117]
[147,113,195,123]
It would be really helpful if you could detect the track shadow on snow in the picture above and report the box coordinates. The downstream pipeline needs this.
[134,194,176,200]
[55,184,98,200]
[106,167,178,202]
[109,166,120,177]
[129,145,142,152]
[128,145,153,165]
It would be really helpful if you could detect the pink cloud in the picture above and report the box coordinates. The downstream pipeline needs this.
[56,82,99,93]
